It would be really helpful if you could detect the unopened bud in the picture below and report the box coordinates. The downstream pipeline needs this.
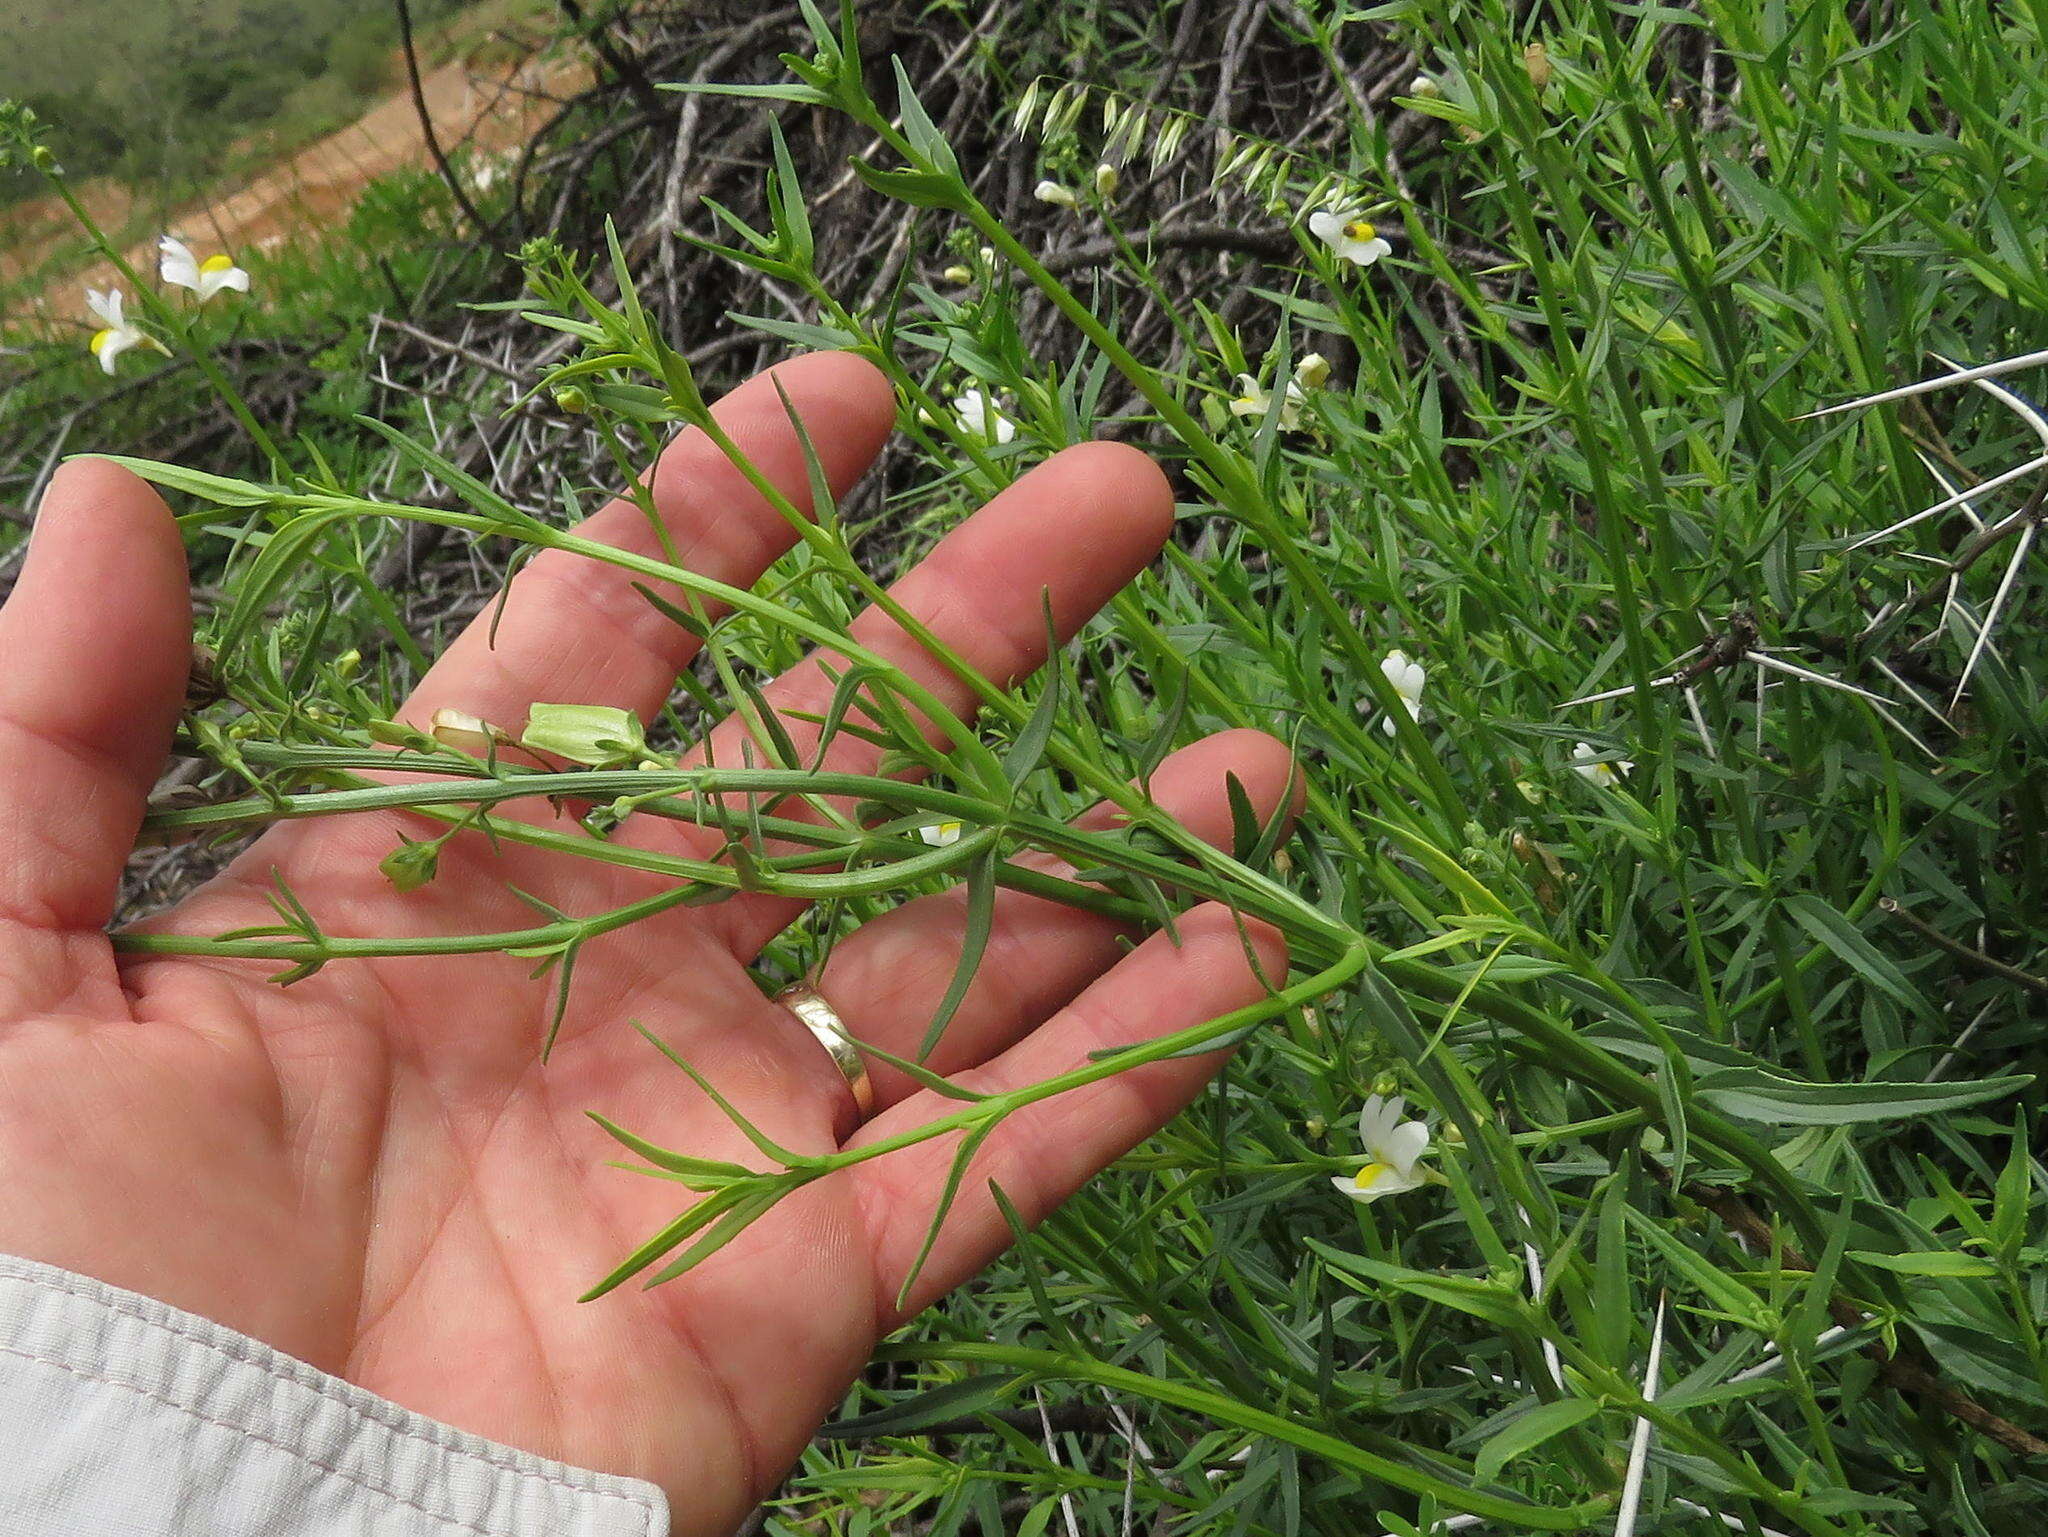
[1410,75,1441,99]
[380,837,441,893]
[366,718,435,750]
[1523,42,1553,91]
[430,708,509,756]
[1293,352,1331,388]
[1033,179,1078,209]
[552,386,588,415]
[520,702,646,767]
[1093,162,1119,196]
[941,264,973,284]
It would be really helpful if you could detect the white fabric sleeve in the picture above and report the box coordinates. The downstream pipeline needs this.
[0,1252,669,1536]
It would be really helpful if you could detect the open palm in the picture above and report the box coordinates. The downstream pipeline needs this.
[0,352,1291,1535]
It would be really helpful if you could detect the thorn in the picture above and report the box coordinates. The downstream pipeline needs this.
[1845,453,2048,551]
[1794,346,2048,420]
[1934,353,2048,455]
[1683,685,1719,760]
[1613,1295,1668,1537]
[1517,1208,1567,1392]
[1728,1324,1855,1383]
[1868,656,1952,727]
[1750,652,1939,758]
[1912,450,1990,533]
[1557,654,1697,710]
[1950,523,2036,710]
[1674,1500,1796,1537]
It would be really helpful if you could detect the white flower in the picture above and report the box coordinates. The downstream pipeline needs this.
[1293,352,1332,389]
[83,287,151,374]
[1093,161,1119,196]
[940,264,973,284]
[1228,372,1307,431]
[917,820,963,847]
[1410,75,1441,99]
[1571,741,1634,787]
[951,389,1017,445]
[1033,179,1078,209]
[1331,1095,1431,1205]
[1379,649,1426,735]
[158,236,250,301]
[1307,205,1393,267]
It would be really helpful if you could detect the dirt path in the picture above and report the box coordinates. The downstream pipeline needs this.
[3,47,591,326]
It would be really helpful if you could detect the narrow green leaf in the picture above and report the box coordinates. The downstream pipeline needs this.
[820,1373,1023,1439]
[1847,1250,1999,1277]
[84,454,278,508]
[895,1116,999,1310]
[1134,661,1191,783]
[219,506,354,657]
[1694,1068,2029,1125]
[352,415,550,535]
[918,848,998,1058]
[1782,895,1924,1013]
[1474,1400,1603,1484]
[1004,605,1064,783]
[1224,771,1261,863]
[1308,1242,1530,1328]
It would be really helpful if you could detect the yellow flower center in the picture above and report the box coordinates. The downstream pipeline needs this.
[1345,220,1377,243]
[1354,1160,1391,1188]
[199,253,236,274]
[89,328,116,355]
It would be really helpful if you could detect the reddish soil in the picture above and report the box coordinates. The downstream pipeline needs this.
[2,47,591,328]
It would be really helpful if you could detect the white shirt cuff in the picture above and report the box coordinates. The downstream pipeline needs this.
[0,1251,668,1535]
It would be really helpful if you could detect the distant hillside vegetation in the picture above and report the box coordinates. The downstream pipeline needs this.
[0,0,495,205]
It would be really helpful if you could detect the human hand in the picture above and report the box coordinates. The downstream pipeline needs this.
[0,352,1293,1534]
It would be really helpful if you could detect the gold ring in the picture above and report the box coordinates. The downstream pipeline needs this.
[774,983,875,1118]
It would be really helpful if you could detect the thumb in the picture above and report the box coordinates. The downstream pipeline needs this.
[0,458,190,929]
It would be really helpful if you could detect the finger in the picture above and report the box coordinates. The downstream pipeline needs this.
[815,729,1301,1109]
[852,903,1287,1321]
[0,459,190,929]
[400,351,894,732]
[684,441,1175,960]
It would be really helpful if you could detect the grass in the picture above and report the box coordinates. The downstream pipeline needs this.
[7,0,2048,1531]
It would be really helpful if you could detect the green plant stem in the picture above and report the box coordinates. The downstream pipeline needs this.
[875,1340,1609,1527]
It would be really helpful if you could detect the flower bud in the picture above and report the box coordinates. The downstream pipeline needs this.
[1523,42,1553,91]
[1410,75,1441,99]
[941,264,973,284]
[430,708,509,756]
[1033,179,1078,209]
[1093,162,1119,196]
[367,718,435,750]
[552,386,588,415]
[380,837,440,893]
[1293,352,1332,388]
[520,702,646,767]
